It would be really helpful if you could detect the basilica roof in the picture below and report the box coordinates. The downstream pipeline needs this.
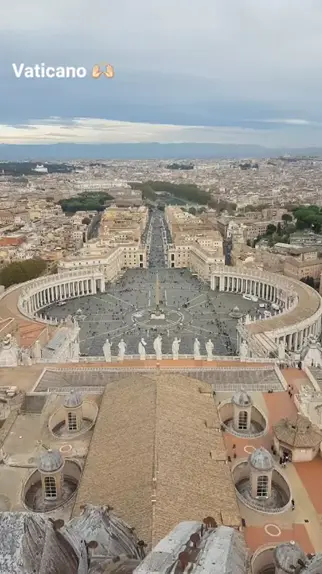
[73,373,241,546]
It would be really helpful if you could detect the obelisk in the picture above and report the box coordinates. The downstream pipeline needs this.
[155,272,160,311]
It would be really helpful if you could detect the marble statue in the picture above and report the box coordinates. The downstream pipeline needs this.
[21,349,32,366]
[239,339,248,361]
[138,338,147,360]
[278,340,286,361]
[33,339,42,361]
[206,339,214,361]
[172,337,181,360]
[194,338,201,360]
[244,314,251,325]
[71,339,80,363]
[118,339,126,361]
[153,335,162,360]
[103,338,112,362]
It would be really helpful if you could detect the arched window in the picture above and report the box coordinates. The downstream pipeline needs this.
[44,476,57,499]
[238,410,248,430]
[257,475,268,497]
[68,411,77,431]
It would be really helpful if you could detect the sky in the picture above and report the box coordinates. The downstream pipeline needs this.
[1,0,322,148]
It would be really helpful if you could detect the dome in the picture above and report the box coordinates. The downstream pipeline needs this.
[38,449,64,473]
[232,388,252,407]
[64,390,82,408]
[249,447,273,471]
[274,541,307,572]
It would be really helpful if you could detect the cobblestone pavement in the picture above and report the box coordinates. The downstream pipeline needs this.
[42,267,260,357]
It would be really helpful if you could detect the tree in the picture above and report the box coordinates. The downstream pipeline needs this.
[0,259,47,288]
[82,217,91,225]
[188,207,197,215]
[282,213,292,223]
[266,224,277,235]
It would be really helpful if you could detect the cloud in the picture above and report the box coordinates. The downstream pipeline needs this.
[1,0,322,132]
[2,117,322,148]
[251,119,314,126]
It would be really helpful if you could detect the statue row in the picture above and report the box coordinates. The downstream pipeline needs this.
[103,336,215,361]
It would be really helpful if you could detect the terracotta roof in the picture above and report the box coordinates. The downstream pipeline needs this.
[0,236,26,246]
[273,414,322,448]
[73,373,240,547]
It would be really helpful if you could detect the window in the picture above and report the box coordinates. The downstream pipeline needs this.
[257,475,268,497]
[68,411,77,431]
[44,476,57,499]
[238,410,248,430]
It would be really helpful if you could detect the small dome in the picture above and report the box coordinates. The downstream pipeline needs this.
[64,390,82,408]
[38,449,64,473]
[249,447,273,471]
[274,541,307,572]
[232,388,252,407]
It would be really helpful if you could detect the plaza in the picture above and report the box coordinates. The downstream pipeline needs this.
[42,267,260,357]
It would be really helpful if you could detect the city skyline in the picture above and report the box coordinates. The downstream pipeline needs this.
[2,0,322,151]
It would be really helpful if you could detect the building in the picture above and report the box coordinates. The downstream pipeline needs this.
[165,207,225,279]
[99,206,148,244]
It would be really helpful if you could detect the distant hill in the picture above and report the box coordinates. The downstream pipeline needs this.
[0,143,322,161]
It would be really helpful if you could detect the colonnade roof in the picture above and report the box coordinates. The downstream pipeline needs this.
[247,278,322,334]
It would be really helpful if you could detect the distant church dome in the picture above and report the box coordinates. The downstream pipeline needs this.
[232,388,252,407]
[249,447,274,471]
[274,541,307,572]
[38,449,64,473]
[64,390,83,408]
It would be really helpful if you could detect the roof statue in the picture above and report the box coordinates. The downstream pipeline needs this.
[103,338,112,362]
[193,338,201,360]
[118,339,126,361]
[206,339,214,361]
[300,334,322,368]
[138,338,147,360]
[239,339,248,360]
[153,335,162,360]
[0,334,20,368]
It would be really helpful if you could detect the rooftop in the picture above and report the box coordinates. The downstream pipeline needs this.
[73,373,241,547]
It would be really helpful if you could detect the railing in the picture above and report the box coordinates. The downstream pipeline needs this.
[235,488,291,515]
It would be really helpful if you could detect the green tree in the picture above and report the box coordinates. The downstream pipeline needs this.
[266,224,277,235]
[282,213,292,223]
[0,259,47,288]
[188,207,197,215]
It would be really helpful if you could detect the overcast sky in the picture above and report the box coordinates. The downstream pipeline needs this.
[1,0,322,147]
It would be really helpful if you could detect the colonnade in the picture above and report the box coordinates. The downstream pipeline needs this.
[211,273,291,308]
[211,266,322,356]
[23,276,106,316]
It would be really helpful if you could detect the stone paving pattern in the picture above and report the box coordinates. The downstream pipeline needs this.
[43,268,262,357]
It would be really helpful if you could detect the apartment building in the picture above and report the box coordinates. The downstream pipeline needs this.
[99,206,148,244]
[165,206,225,280]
